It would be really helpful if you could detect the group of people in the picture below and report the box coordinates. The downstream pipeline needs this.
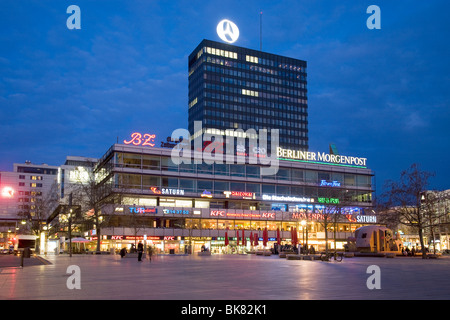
[119,242,153,262]
[402,246,416,256]
[275,243,316,254]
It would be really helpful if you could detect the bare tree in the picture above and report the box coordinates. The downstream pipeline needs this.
[67,159,112,253]
[380,163,434,259]
[316,188,352,255]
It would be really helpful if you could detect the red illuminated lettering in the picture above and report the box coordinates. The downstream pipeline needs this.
[124,132,156,147]
[210,210,225,217]
[262,212,275,219]
[142,133,156,147]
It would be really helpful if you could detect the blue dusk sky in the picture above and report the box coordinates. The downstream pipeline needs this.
[0,1,449,194]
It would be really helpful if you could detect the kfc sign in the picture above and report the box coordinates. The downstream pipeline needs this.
[210,210,225,217]
[262,212,276,219]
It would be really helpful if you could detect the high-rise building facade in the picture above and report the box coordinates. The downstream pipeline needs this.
[188,39,308,152]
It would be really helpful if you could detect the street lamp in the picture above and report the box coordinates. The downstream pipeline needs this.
[301,220,307,254]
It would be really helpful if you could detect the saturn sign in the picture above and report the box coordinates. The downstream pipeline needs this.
[216,19,239,43]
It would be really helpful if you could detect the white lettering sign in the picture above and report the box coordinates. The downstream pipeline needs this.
[356,215,377,223]
[277,147,367,167]
[262,194,314,203]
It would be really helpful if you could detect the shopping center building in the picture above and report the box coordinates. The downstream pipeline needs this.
[85,141,376,254]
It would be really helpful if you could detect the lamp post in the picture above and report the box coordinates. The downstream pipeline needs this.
[301,220,306,254]
[301,219,309,254]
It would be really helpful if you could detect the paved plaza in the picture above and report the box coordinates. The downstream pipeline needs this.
[1,253,449,301]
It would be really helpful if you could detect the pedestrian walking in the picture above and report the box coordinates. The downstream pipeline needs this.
[120,247,127,258]
[148,246,153,263]
[137,242,144,261]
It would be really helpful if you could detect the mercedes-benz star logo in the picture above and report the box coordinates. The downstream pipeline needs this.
[216,19,239,44]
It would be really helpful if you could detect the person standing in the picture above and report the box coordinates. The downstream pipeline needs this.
[137,242,144,261]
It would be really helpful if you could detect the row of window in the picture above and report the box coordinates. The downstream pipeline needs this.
[204,89,307,106]
[196,46,306,74]
[18,182,43,187]
[202,50,306,78]
[205,57,307,89]
[16,166,57,175]
[203,78,306,101]
[18,175,43,180]
[113,154,371,186]
[113,174,372,203]
[17,191,42,196]
[202,99,308,118]
[203,109,307,128]
[204,64,306,90]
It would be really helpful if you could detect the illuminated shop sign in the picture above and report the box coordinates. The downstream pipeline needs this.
[317,197,339,204]
[250,146,267,158]
[292,212,325,221]
[129,207,157,214]
[150,187,185,196]
[271,203,287,211]
[320,180,341,187]
[210,210,225,217]
[163,209,191,215]
[223,191,255,199]
[276,147,367,168]
[109,236,178,241]
[262,194,314,203]
[201,190,213,198]
[187,237,212,241]
[346,215,377,223]
[209,210,276,219]
[235,145,267,158]
[110,236,160,240]
[291,205,364,220]
[236,144,247,156]
[123,132,156,147]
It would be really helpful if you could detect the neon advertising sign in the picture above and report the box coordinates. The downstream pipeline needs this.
[262,194,314,203]
[209,210,276,219]
[129,207,157,214]
[320,180,341,187]
[124,132,156,147]
[150,187,185,196]
[346,215,377,223]
[223,191,255,199]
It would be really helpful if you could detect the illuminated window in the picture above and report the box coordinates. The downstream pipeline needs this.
[246,55,259,64]
[242,89,259,97]
[189,97,198,108]
[206,47,237,59]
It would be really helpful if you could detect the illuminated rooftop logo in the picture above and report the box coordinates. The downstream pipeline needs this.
[216,19,239,44]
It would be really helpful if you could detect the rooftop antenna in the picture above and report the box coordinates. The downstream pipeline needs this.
[260,11,263,51]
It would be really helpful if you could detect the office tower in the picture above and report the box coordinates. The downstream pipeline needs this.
[188,39,308,152]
